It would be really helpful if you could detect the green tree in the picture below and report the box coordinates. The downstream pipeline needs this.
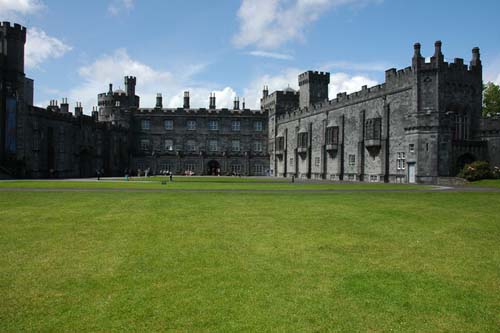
[483,82,500,116]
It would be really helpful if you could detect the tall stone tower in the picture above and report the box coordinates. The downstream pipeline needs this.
[298,71,330,109]
[0,22,27,161]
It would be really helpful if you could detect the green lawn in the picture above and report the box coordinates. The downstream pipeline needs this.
[468,179,500,189]
[0,177,432,191]
[0,184,499,331]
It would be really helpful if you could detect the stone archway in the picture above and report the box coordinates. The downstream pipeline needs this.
[207,160,220,176]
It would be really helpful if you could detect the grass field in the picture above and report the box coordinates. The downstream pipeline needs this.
[0,179,499,331]
[0,177,433,191]
[469,179,500,188]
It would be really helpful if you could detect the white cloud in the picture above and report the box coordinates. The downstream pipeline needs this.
[248,50,293,60]
[108,0,134,16]
[25,27,72,69]
[0,0,44,20]
[47,49,236,114]
[241,68,377,109]
[329,72,377,97]
[233,0,379,49]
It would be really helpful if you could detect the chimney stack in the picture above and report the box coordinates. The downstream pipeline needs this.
[74,102,83,117]
[156,93,163,108]
[183,91,190,109]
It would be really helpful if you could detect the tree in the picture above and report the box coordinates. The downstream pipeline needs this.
[483,82,500,117]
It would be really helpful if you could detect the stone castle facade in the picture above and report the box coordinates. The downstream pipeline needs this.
[1,22,499,182]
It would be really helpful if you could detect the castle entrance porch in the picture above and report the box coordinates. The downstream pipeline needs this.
[207,160,220,176]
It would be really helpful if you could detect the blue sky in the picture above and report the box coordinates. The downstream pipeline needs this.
[2,0,500,112]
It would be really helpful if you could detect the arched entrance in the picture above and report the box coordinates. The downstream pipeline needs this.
[207,160,221,175]
[456,153,476,175]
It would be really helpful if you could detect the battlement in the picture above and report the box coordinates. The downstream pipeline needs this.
[298,70,330,86]
[0,22,27,41]
[133,107,265,117]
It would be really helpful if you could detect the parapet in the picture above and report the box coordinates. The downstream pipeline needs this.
[298,70,330,86]
[0,22,27,42]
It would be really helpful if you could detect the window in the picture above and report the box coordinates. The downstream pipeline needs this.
[186,139,196,152]
[185,163,195,172]
[348,154,356,166]
[141,119,150,130]
[276,137,285,151]
[231,164,242,174]
[289,158,294,167]
[164,119,173,130]
[165,139,174,151]
[209,140,218,151]
[140,139,150,151]
[370,175,378,182]
[397,152,406,170]
[452,112,470,141]
[253,141,262,152]
[326,126,339,145]
[315,157,320,167]
[254,121,263,132]
[409,144,415,153]
[348,174,355,181]
[187,120,196,130]
[365,118,382,140]
[254,164,264,175]
[231,120,241,131]
[208,120,218,131]
[298,132,308,148]
[159,162,172,172]
[231,140,240,152]
[33,135,40,151]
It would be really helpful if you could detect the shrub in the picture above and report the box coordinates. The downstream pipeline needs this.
[492,166,500,179]
[458,161,492,181]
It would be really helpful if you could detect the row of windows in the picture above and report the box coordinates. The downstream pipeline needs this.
[141,119,264,132]
[137,162,265,174]
[140,139,264,152]
[286,152,408,170]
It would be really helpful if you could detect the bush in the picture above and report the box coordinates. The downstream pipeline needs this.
[493,166,500,179]
[458,161,492,181]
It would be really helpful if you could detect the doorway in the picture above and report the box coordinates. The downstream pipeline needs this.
[408,163,416,183]
[207,160,220,175]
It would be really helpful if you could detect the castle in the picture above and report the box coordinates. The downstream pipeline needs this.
[1,22,499,183]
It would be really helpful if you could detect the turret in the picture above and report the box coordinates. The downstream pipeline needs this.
[0,22,27,74]
[412,42,424,69]
[124,76,136,96]
[431,40,444,67]
[298,71,330,109]
[470,47,481,68]
[183,91,190,109]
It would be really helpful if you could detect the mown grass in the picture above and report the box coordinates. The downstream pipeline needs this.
[0,189,499,332]
[0,177,432,191]
[468,179,500,189]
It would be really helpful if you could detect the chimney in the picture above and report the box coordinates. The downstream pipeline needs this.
[263,85,269,98]
[183,91,190,109]
[108,83,113,94]
[234,96,240,110]
[60,98,69,113]
[242,98,246,110]
[209,93,216,109]
[74,102,83,117]
[156,93,163,108]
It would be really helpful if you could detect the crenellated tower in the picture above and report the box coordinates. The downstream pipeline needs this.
[298,71,330,109]
[0,22,28,160]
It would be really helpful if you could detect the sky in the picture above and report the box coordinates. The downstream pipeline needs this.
[2,0,500,113]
